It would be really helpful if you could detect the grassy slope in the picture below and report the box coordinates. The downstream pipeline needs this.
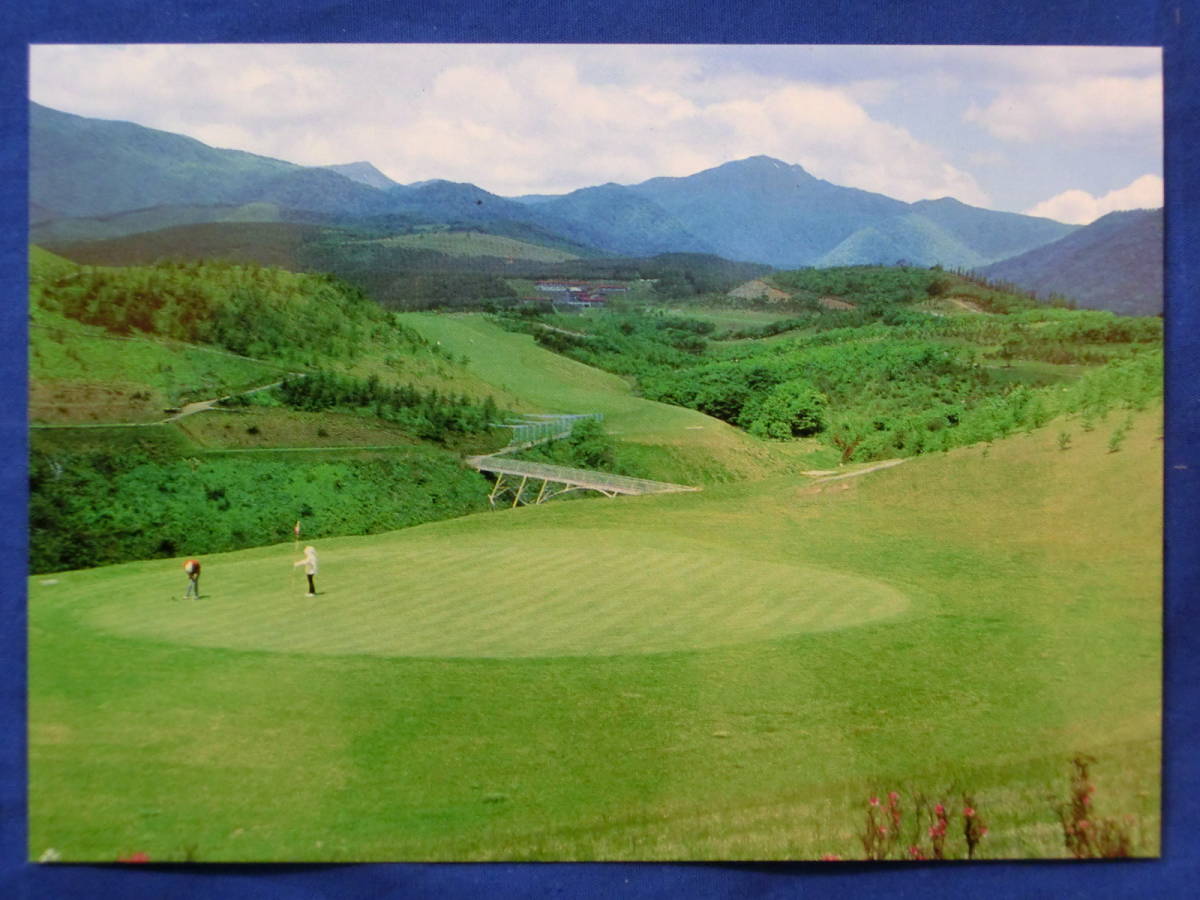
[28,249,520,431]
[29,312,289,422]
[397,313,790,483]
[27,405,1161,861]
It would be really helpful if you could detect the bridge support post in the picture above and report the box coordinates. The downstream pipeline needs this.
[512,475,529,508]
[488,473,507,508]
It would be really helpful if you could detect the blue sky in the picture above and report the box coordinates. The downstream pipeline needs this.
[29,43,1162,223]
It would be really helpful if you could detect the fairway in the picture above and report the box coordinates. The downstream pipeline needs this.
[40,525,909,658]
[27,409,1162,861]
[395,313,792,482]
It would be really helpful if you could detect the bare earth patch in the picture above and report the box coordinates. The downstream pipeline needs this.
[29,380,163,424]
[818,296,856,310]
[948,296,985,313]
[727,279,791,302]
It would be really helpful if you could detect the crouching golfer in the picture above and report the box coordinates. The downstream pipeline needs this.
[183,558,201,600]
[294,545,319,597]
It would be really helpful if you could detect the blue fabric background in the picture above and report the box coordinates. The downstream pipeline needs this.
[2,2,1195,895]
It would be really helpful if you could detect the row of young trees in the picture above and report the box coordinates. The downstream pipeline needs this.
[269,371,501,443]
[516,312,705,379]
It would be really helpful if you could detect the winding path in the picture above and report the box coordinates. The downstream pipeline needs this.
[31,377,300,429]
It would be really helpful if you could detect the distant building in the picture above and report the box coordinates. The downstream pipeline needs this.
[535,280,627,308]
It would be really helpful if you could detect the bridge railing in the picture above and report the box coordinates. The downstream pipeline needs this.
[466,455,698,497]
[491,413,604,446]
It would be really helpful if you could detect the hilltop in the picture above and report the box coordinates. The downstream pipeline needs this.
[978,208,1164,316]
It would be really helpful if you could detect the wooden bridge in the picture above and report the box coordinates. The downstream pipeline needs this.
[466,454,700,507]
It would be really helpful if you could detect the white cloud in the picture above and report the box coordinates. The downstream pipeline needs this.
[30,43,1160,209]
[967,150,1007,167]
[37,44,991,202]
[965,75,1162,143]
[938,45,1160,82]
[1024,174,1163,224]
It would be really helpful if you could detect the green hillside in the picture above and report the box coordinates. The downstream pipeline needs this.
[28,249,517,571]
[979,209,1164,316]
[28,403,1161,861]
[499,268,1160,466]
[29,203,295,245]
[30,102,298,218]
[814,212,988,269]
[30,248,290,420]
[396,313,791,483]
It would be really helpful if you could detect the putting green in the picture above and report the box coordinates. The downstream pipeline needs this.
[35,528,910,659]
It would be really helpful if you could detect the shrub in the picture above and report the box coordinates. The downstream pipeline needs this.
[29,448,491,573]
[847,789,987,861]
[740,379,827,439]
[1056,754,1134,858]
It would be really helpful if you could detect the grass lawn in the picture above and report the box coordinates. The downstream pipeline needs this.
[27,404,1161,861]
[30,314,289,423]
[176,408,424,451]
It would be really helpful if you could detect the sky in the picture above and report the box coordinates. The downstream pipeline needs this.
[29,43,1163,224]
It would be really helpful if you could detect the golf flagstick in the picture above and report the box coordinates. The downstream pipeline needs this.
[292,520,301,593]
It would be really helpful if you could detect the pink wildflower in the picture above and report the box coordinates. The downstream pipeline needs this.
[820,853,842,861]
[963,806,976,818]
[934,803,945,815]
[869,796,880,807]
[118,852,150,863]
[888,791,900,803]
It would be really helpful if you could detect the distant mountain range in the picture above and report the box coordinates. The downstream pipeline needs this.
[29,102,1162,313]
[977,209,1164,316]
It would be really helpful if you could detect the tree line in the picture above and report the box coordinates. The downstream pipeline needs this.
[269,371,501,443]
